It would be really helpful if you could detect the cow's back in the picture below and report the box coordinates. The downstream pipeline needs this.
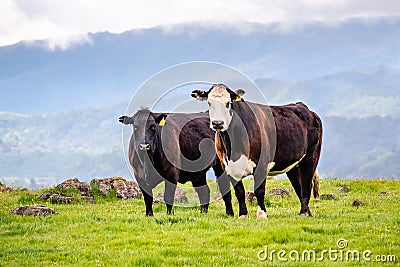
[270,102,323,170]
[160,112,216,177]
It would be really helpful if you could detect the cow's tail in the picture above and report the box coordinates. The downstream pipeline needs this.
[311,111,322,201]
[312,169,320,200]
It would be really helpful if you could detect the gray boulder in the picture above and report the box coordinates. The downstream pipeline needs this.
[56,178,93,197]
[90,177,142,199]
[10,204,58,216]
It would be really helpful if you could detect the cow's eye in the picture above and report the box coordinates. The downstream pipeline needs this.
[226,102,230,108]
[150,125,156,131]
[133,126,138,131]
[208,102,211,107]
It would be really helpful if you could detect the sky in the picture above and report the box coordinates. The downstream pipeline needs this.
[1,0,400,49]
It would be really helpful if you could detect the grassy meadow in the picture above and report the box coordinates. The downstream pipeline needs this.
[0,178,399,266]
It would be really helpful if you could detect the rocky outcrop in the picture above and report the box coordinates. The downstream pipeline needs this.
[321,193,337,200]
[0,181,12,192]
[56,178,93,197]
[352,199,363,207]
[154,187,188,204]
[268,188,291,198]
[40,192,75,204]
[10,204,58,216]
[245,191,256,203]
[39,178,96,204]
[90,176,142,200]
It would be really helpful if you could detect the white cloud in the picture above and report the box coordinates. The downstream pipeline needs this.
[1,0,400,49]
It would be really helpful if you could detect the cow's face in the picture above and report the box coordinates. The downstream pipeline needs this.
[120,109,167,157]
[192,84,244,132]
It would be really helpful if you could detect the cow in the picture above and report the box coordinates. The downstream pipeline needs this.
[119,108,235,216]
[192,84,323,218]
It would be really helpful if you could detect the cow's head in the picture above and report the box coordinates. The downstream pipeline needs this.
[119,109,167,158]
[191,84,245,132]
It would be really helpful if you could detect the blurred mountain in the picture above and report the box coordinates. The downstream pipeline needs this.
[0,105,131,188]
[1,107,398,189]
[257,66,400,118]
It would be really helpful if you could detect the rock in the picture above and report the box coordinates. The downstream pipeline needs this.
[56,178,92,197]
[174,187,188,203]
[82,196,96,204]
[352,199,363,207]
[0,181,12,192]
[40,192,75,204]
[90,177,142,199]
[378,191,389,196]
[321,193,337,200]
[339,186,350,192]
[154,187,188,204]
[245,191,256,203]
[43,178,96,204]
[10,204,58,216]
[339,193,349,197]
[269,188,291,198]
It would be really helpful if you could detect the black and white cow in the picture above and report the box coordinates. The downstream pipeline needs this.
[192,84,323,218]
[119,108,235,216]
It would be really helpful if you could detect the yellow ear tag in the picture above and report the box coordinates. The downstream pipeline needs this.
[235,95,241,101]
[159,117,166,126]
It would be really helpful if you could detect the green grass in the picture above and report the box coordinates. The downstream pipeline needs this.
[0,178,399,266]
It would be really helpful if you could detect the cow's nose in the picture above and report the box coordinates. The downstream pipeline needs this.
[139,143,150,151]
[212,120,224,129]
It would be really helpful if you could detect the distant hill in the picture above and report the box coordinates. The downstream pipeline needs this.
[0,106,130,188]
[0,106,399,188]
[256,66,400,119]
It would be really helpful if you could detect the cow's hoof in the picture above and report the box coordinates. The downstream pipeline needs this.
[299,210,312,217]
[200,205,209,213]
[257,207,268,219]
[238,214,249,219]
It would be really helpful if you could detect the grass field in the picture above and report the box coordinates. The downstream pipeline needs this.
[0,178,399,266]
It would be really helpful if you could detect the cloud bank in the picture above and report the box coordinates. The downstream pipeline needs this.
[1,0,400,49]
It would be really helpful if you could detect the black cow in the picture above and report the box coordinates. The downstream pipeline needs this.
[192,84,323,217]
[119,108,235,216]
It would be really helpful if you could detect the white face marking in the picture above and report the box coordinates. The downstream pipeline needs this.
[225,155,256,181]
[207,85,232,131]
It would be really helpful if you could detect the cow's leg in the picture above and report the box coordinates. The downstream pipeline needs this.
[216,173,234,216]
[136,178,154,216]
[287,168,302,200]
[287,165,313,216]
[192,176,210,213]
[230,178,248,218]
[286,167,304,214]
[139,186,153,216]
[298,161,315,217]
[254,177,267,219]
[164,181,176,215]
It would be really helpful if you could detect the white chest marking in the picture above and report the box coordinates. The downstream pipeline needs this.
[225,155,256,181]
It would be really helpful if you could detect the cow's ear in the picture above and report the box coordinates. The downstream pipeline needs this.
[233,89,245,101]
[119,116,133,125]
[155,114,168,126]
[191,90,208,101]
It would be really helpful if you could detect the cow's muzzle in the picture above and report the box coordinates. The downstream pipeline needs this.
[212,120,224,131]
[138,143,150,151]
